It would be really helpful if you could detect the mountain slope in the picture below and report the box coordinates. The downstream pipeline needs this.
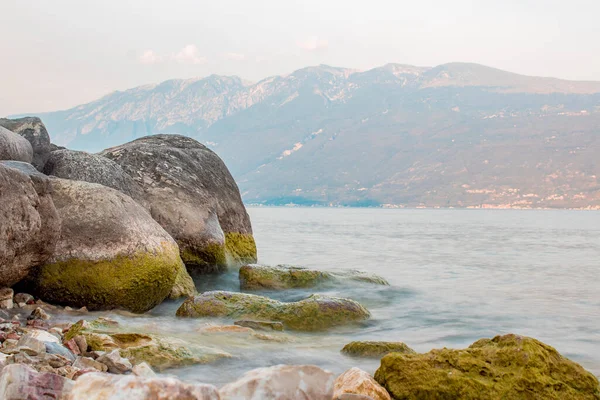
[22,63,600,208]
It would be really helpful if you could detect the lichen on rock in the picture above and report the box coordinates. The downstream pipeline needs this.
[374,334,600,400]
[176,291,371,331]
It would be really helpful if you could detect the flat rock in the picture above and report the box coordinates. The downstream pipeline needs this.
[177,291,370,331]
[234,320,284,331]
[68,372,220,400]
[342,341,416,358]
[101,134,257,272]
[334,368,391,400]
[220,364,335,400]
[375,334,600,399]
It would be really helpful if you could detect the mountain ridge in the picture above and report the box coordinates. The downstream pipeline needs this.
[11,62,600,209]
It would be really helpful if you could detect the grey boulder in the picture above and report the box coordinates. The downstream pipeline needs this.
[0,125,33,163]
[0,117,51,170]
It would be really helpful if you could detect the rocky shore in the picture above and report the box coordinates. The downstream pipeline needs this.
[0,117,598,399]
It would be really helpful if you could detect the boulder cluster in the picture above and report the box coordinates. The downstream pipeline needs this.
[0,117,257,313]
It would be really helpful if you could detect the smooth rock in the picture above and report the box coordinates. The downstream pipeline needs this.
[234,320,284,331]
[22,177,185,313]
[25,329,60,344]
[74,335,88,354]
[0,117,51,170]
[0,363,74,400]
[97,349,132,374]
[101,134,257,273]
[220,364,335,400]
[73,356,108,372]
[68,372,220,400]
[14,293,35,305]
[375,334,600,400]
[43,149,145,202]
[0,164,60,287]
[342,341,416,358]
[0,125,33,163]
[334,368,391,400]
[177,291,371,331]
[131,362,156,378]
[0,288,13,310]
[240,264,389,290]
[16,333,46,356]
[45,342,76,362]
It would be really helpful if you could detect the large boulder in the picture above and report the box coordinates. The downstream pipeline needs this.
[176,291,371,331]
[334,368,391,400]
[375,334,600,400]
[0,125,33,163]
[43,149,145,202]
[220,365,335,400]
[22,177,187,313]
[240,264,389,290]
[0,163,60,287]
[0,117,51,170]
[68,373,220,400]
[100,135,256,273]
[0,363,74,400]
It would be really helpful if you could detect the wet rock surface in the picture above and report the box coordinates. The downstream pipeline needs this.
[342,341,416,358]
[101,134,257,272]
[177,290,371,331]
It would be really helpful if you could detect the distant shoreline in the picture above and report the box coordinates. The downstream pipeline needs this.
[245,204,600,211]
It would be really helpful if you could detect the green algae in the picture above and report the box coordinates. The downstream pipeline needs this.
[342,341,416,358]
[374,334,600,400]
[176,291,371,331]
[168,263,197,299]
[25,244,180,313]
[181,242,227,273]
[225,232,258,265]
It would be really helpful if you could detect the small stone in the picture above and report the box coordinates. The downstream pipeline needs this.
[64,306,73,311]
[235,320,285,331]
[45,342,76,362]
[3,339,18,348]
[13,293,34,305]
[97,349,132,374]
[16,334,46,356]
[73,356,108,372]
[132,362,156,378]
[74,334,88,353]
[44,353,71,368]
[64,338,81,356]
[28,307,51,321]
[6,333,19,341]
[0,288,14,310]
[333,367,391,400]
[26,319,49,330]
[78,307,89,312]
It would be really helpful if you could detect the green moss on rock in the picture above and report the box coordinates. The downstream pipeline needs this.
[25,244,180,313]
[176,290,371,331]
[225,232,257,265]
[342,341,416,358]
[168,263,197,299]
[375,334,600,400]
[181,242,227,273]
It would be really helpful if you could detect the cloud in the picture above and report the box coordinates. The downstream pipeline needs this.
[222,52,245,61]
[139,50,163,64]
[172,45,206,64]
[296,37,329,51]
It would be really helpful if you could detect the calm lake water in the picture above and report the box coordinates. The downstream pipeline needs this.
[82,208,600,385]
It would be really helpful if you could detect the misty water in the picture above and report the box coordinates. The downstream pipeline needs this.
[59,208,600,385]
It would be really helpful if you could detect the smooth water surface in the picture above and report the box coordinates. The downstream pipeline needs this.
[75,208,600,384]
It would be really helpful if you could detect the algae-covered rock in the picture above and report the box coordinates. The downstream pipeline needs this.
[101,135,257,273]
[240,264,389,290]
[374,334,600,400]
[176,291,370,331]
[342,341,416,358]
[168,264,197,299]
[23,178,184,313]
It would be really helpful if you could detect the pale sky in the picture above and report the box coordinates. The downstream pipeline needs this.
[1,0,599,116]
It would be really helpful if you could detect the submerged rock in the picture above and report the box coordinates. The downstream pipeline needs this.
[176,291,370,331]
[0,125,33,163]
[239,264,389,290]
[22,178,184,313]
[0,117,51,170]
[220,364,335,400]
[0,163,60,287]
[43,149,145,202]
[68,372,220,400]
[101,135,257,273]
[334,367,391,400]
[342,341,416,358]
[234,320,284,332]
[375,334,600,400]
[168,263,198,299]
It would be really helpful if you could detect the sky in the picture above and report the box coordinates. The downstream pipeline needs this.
[1,0,599,116]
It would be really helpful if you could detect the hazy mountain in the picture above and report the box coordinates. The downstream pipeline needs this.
[22,62,600,208]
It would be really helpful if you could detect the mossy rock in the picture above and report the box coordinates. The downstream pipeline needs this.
[176,290,371,331]
[225,232,257,265]
[375,334,600,400]
[26,245,181,313]
[181,241,228,273]
[239,264,389,290]
[168,263,197,299]
[342,341,416,358]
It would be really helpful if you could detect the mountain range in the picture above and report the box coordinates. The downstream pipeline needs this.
[18,62,600,208]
